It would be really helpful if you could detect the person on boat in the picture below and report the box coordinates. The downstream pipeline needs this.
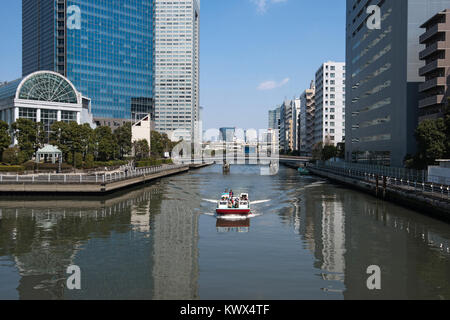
[229,190,234,198]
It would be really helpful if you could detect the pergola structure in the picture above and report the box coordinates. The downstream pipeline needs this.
[36,145,63,164]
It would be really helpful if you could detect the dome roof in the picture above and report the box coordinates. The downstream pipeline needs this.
[16,71,79,104]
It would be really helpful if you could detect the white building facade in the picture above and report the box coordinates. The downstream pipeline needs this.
[299,81,315,156]
[314,62,346,147]
[153,0,200,142]
[0,71,94,140]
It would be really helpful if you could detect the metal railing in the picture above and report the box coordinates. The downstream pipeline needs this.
[317,161,427,182]
[313,162,450,202]
[0,164,187,185]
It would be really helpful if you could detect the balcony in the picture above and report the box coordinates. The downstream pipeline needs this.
[418,94,445,108]
[419,41,446,60]
[420,24,440,44]
[419,77,446,92]
[419,60,446,76]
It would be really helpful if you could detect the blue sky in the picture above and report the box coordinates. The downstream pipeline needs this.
[0,0,346,130]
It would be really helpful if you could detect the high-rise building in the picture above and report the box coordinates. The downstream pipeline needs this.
[299,81,316,156]
[268,107,281,149]
[22,0,154,126]
[314,61,346,148]
[279,100,291,152]
[153,0,200,141]
[292,98,301,151]
[268,107,281,131]
[219,127,235,142]
[419,9,450,122]
[346,0,450,167]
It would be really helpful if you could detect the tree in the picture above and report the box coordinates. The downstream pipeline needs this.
[85,154,95,169]
[74,152,83,169]
[114,122,132,159]
[134,139,150,160]
[322,145,338,161]
[151,130,180,158]
[79,123,95,159]
[94,126,117,161]
[151,130,164,157]
[0,121,11,159]
[413,118,446,169]
[12,119,42,161]
[50,121,71,161]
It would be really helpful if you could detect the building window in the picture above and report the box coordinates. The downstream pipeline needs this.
[41,109,58,136]
[61,111,77,123]
[19,108,37,121]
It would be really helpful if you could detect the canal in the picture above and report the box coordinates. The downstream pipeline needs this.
[0,165,449,300]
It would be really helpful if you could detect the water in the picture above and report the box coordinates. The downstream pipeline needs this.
[0,165,449,300]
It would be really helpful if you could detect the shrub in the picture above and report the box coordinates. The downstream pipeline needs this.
[0,165,25,173]
[136,158,173,168]
[2,147,27,165]
[93,160,128,168]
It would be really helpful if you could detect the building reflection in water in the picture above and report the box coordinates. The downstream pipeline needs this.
[152,198,200,300]
[0,181,201,300]
[287,180,450,299]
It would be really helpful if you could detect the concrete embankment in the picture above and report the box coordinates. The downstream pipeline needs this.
[0,165,193,195]
[309,167,450,222]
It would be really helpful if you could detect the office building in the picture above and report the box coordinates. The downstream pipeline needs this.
[153,0,200,141]
[268,108,280,131]
[219,127,235,142]
[346,0,450,166]
[419,9,450,122]
[292,98,301,151]
[314,61,346,147]
[22,0,154,126]
[299,81,316,156]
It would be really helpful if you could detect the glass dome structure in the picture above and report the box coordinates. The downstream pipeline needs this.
[16,72,78,104]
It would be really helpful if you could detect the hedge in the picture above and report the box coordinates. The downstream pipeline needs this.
[0,165,25,173]
[136,158,173,168]
[93,160,128,168]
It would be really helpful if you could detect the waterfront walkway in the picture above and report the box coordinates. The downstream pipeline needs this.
[309,163,450,220]
[0,164,198,194]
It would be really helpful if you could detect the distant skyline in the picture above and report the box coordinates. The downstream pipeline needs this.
[0,0,346,130]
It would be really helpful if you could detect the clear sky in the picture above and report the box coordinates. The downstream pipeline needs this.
[0,0,346,131]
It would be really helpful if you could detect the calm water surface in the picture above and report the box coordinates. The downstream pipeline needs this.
[0,165,449,300]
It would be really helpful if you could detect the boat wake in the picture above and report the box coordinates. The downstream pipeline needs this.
[250,200,271,205]
[217,213,261,220]
[203,199,271,205]
[202,212,261,220]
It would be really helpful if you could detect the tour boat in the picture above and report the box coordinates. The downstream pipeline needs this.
[216,193,251,215]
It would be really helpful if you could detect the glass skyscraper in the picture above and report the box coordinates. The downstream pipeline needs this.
[22,0,154,123]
